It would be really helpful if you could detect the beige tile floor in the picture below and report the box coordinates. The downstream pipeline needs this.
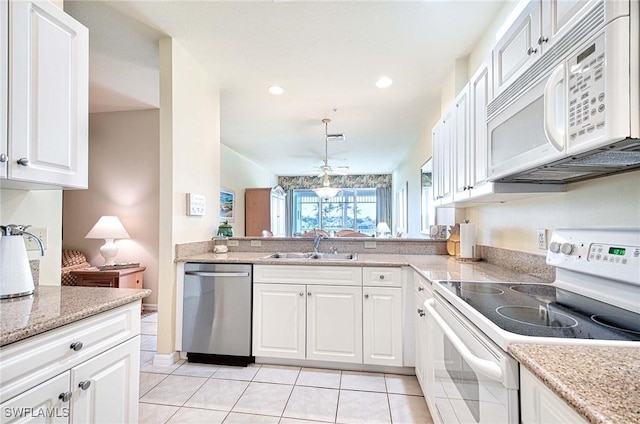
[139,313,434,424]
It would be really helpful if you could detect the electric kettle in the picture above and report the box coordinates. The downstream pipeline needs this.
[0,224,44,299]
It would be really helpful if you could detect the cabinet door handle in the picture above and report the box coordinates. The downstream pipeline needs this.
[0,153,7,163]
[537,35,548,45]
[59,391,73,402]
[17,158,29,166]
[418,286,425,292]
[307,292,312,296]
[70,341,84,351]
[527,47,538,56]
[417,308,425,317]
[79,380,91,391]
[299,291,304,296]
[364,294,369,299]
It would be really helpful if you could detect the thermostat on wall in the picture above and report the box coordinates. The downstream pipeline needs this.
[187,193,206,216]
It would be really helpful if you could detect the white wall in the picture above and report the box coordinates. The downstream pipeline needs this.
[467,171,640,253]
[1,189,62,284]
[220,144,277,237]
[62,109,160,305]
[392,125,432,238]
[157,38,221,356]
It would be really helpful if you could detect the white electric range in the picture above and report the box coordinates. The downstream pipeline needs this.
[423,228,640,424]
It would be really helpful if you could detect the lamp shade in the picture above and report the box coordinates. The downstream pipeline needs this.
[376,222,391,237]
[85,216,130,240]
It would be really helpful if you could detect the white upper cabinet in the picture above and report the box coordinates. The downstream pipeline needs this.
[540,0,594,51]
[493,0,594,98]
[453,85,471,202]
[493,0,542,97]
[1,1,8,179]
[3,0,88,189]
[432,106,454,206]
[469,61,492,191]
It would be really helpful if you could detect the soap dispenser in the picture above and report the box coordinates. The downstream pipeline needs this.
[0,224,44,299]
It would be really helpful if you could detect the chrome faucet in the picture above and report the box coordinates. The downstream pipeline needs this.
[313,228,326,253]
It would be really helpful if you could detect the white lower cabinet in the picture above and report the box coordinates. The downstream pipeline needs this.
[252,265,404,367]
[307,285,362,363]
[363,286,402,366]
[0,372,71,424]
[520,366,587,424]
[70,337,140,424]
[252,283,362,363]
[0,302,141,423]
[252,283,306,359]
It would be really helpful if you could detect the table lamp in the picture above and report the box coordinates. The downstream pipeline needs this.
[376,222,391,238]
[85,216,130,265]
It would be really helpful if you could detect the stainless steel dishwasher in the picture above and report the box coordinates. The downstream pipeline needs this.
[182,263,254,366]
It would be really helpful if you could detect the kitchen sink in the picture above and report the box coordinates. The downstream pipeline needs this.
[263,252,357,261]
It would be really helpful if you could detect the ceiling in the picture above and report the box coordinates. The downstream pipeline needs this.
[65,0,505,176]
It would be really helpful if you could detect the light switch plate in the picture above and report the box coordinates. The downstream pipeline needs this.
[187,193,206,216]
[364,241,377,249]
[24,228,48,251]
[251,240,262,247]
[227,240,239,246]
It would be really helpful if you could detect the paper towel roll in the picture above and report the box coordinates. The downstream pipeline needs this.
[460,223,476,258]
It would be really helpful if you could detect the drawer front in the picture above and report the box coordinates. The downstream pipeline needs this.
[413,272,434,295]
[363,267,401,287]
[253,265,362,286]
[119,272,143,289]
[0,301,140,402]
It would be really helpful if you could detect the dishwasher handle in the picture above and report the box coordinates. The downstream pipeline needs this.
[185,271,250,278]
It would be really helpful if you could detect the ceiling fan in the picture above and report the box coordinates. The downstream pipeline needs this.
[314,118,349,176]
[311,118,348,198]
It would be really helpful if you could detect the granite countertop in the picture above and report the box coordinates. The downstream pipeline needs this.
[510,344,640,424]
[176,252,549,284]
[0,286,151,347]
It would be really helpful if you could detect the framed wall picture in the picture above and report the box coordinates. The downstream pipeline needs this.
[219,188,235,222]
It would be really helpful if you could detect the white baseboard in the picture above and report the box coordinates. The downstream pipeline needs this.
[142,303,158,311]
[153,351,179,366]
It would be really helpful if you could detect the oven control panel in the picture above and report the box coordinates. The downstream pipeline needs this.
[588,243,640,266]
[547,229,640,285]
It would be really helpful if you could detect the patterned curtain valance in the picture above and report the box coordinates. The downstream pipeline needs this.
[278,174,392,190]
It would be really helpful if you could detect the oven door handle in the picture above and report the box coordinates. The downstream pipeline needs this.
[424,298,504,383]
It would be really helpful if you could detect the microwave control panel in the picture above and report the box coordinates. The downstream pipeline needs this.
[567,33,606,142]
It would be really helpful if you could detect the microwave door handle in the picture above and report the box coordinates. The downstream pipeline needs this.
[424,299,504,383]
[543,63,566,152]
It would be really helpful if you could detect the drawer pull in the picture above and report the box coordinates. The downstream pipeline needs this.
[70,341,84,351]
[417,308,425,317]
[59,391,73,402]
[79,380,92,390]
[418,286,425,292]
[378,275,385,280]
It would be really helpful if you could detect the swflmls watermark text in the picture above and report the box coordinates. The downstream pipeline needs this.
[3,407,70,419]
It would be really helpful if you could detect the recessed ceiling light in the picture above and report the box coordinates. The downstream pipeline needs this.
[375,76,393,88]
[268,86,284,95]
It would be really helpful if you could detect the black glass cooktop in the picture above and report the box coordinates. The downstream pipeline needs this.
[438,281,640,341]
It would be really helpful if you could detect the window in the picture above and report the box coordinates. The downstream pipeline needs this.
[292,189,377,236]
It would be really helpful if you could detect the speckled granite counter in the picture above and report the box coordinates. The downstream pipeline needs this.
[510,344,640,424]
[176,251,551,284]
[0,286,151,347]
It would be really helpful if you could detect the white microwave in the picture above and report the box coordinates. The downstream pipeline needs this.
[487,0,640,184]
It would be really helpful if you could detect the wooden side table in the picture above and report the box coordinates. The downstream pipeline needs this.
[70,266,146,289]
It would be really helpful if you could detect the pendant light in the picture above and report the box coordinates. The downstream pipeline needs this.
[313,119,341,199]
